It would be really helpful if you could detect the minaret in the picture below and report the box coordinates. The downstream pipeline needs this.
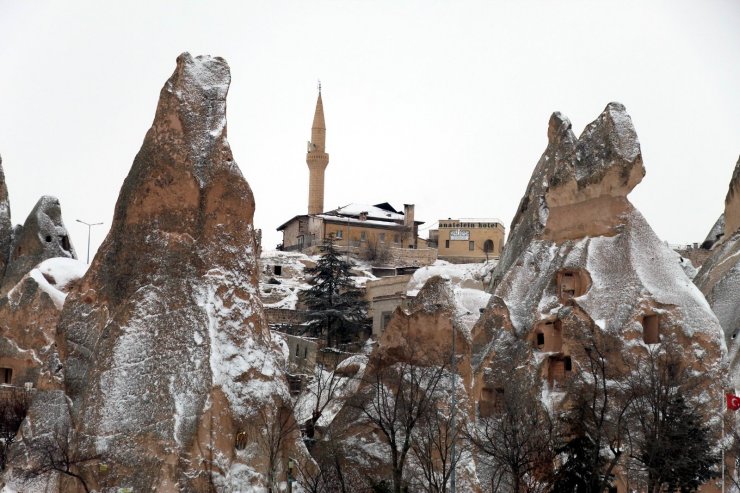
[306,85,329,215]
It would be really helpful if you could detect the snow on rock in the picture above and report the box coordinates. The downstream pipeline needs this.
[696,155,740,386]
[474,103,725,467]
[407,259,495,296]
[24,53,309,492]
[0,259,82,393]
[0,154,11,282]
[1,196,77,295]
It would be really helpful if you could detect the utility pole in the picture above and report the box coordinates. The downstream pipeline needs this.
[76,219,103,264]
[450,323,457,493]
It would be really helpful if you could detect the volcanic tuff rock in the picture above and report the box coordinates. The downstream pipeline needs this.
[0,195,76,294]
[702,213,725,249]
[0,258,87,394]
[6,53,304,492]
[695,155,740,385]
[492,103,645,286]
[322,277,482,491]
[0,155,12,280]
[474,103,725,481]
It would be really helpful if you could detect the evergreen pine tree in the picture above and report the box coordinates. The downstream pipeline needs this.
[301,235,368,347]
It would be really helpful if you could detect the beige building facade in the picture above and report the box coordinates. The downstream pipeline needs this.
[278,91,436,265]
[365,274,413,337]
[431,218,505,262]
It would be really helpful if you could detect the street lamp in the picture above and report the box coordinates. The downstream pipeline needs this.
[76,219,103,264]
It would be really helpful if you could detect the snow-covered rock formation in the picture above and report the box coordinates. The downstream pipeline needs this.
[695,155,740,386]
[0,155,11,281]
[0,195,77,295]
[5,53,306,492]
[472,102,725,485]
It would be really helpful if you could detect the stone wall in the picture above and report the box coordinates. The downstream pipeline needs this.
[386,246,437,266]
[265,308,309,326]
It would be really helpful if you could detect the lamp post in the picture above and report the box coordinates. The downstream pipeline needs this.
[76,219,103,264]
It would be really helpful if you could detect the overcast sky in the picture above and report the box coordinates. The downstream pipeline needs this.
[0,1,738,259]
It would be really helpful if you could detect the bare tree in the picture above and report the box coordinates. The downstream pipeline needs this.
[0,388,30,470]
[349,352,449,493]
[409,397,468,493]
[622,339,719,492]
[23,424,99,493]
[553,328,632,493]
[304,360,344,442]
[467,339,553,493]
[253,402,300,492]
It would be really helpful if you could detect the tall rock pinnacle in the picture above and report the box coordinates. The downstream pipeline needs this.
[0,155,11,280]
[695,155,740,385]
[49,53,300,491]
[0,195,76,294]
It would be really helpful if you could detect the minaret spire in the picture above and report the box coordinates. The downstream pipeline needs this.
[307,86,329,215]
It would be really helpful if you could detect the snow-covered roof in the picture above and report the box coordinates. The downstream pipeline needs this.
[330,203,405,221]
[316,215,406,228]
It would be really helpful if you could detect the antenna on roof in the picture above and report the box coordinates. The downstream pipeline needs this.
[317,79,321,93]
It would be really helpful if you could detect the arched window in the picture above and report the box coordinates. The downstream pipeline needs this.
[483,239,494,253]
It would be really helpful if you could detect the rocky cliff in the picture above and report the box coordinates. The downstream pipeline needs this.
[475,103,725,487]
[5,53,304,492]
[0,155,12,281]
[695,155,740,386]
[0,196,77,295]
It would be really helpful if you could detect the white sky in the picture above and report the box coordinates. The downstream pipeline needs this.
[0,1,738,258]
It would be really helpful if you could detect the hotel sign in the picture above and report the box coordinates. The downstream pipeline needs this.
[449,229,470,241]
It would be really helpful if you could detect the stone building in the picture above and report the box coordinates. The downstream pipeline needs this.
[277,90,435,265]
[364,274,414,337]
[429,218,505,262]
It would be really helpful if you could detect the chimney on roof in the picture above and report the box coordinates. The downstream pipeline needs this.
[359,211,368,221]
[404,204,415,228]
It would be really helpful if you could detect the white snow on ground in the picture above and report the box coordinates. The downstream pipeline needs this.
[8,257,88,310]
[259,250,376,309]
[407,260,495,296]
[294,354,369,428]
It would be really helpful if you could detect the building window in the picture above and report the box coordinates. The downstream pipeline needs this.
[469,241,475,251]
[642,314,660,344]
[273,265,282,276]
[360,231,367,241]
[381,311,393,331]
[0,368,11,385]
[445,240,450,249]
[394,234,400,243]
[483,239,494,253]
[336,230,343,239]
[379,233,385,243]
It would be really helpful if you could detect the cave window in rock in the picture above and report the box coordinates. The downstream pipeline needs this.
[532,320,563,352]
[235,430,248,450]
[557,269,588,303]
[273,265,282,276]
[59,235,71,252]
[303,347,307,359]
[45,235,52,242]
[642,314,660,344]
[479,386,504,418]
[548,356,572,388]
[0,368,12,385]
[536,332,545,348]
[483,239,494,254]
[295,344,300,358]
